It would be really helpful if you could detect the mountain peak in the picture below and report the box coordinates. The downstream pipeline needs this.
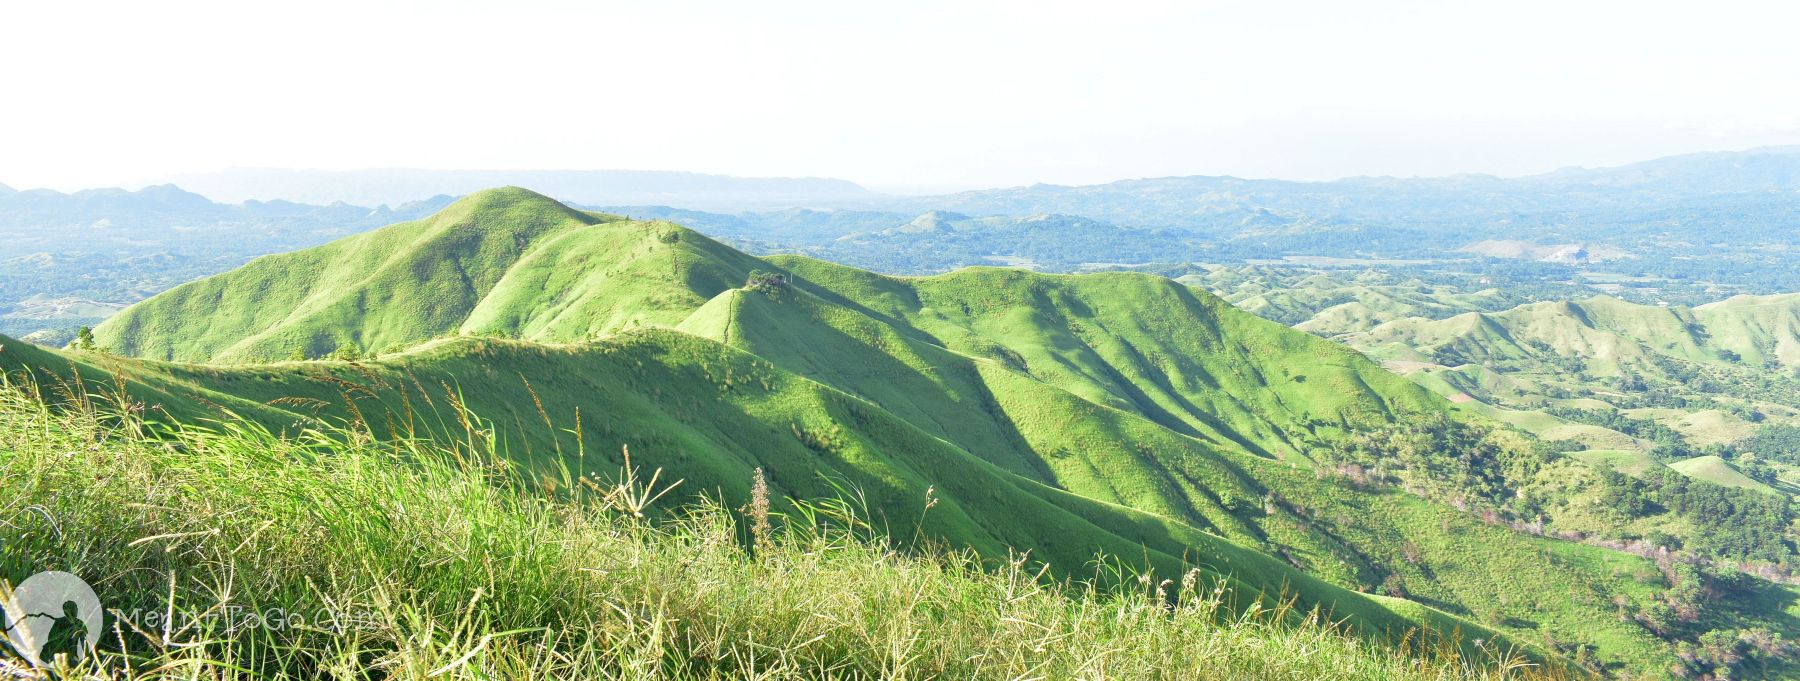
[91,185,764,362]
[420,186,596,233]
[446,185,569,211]
[134,183,213,205]
[895,210,967,234]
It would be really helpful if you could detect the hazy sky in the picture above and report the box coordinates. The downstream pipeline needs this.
[5,0,1800,193]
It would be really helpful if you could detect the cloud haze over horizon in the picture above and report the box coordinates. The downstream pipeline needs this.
[5,0,1800,193]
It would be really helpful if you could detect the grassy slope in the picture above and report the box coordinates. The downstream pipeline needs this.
[1343,294,1800,454]
[1348,294,1800,381]
[768,256,1440,460]
[94,188,604,362]
[3,331,1498,652]
[1629,407,1760,447]
[0,343,1711,675]
[1181,268,1520,336]
[0,331,307,426]
[1350,297,1701,374]
[0,387,1561,680]
[1695,293,1800,369]
[1668,455,1779,494]
[1393,364,1639,450]
[674,281,1408,576]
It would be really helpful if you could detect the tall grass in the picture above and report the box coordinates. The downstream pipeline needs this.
[0,376,1561,679]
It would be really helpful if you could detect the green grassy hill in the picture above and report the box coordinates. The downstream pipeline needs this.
[1667,455,1778,494]
[14,187,1800,677]
[96,188,1440,465]
[1178,266,1568,336]
[1345,294,1800,384]
[92,188,765,363]
[3,331,1529,662]
[1,383,1561,680]
[1340,294,1800,454]
[6,326,1729,678]
[1349,297,1708,374]
[1696,293,1800,369]
[754,256,1441,459]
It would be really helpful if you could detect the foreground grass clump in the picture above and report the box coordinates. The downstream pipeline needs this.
[0,386,1553,680]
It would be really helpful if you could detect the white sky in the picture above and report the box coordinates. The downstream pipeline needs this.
[4,0,1800,193]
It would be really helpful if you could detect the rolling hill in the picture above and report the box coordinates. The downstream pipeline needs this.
[1338,294,1800,430]
[1347,294,1800,374]
[1667,455,1779,494]
[1323,292,1800,564]
[1179,266,1556,334]
[16,187,1800,677]
[93,188,760,362]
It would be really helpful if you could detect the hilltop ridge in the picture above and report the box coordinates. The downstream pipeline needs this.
[94,189,1439,463]
[95,187,753,362]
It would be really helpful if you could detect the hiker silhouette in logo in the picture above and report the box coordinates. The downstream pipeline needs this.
[4,571,103,667]
[6,602,89,663]
[47,601,92,661]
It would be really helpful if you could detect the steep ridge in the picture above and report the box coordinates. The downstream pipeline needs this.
[95,188,1438,465]
[94,187,597,361]
[765,256,1440,459]
[93,187,766,362]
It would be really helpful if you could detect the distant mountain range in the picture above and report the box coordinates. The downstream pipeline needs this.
[0,184,456,340]
[873,146,1800,236]
[17,144,1790,219]
[7,146,1800,342]
[587,147,1800,274]
[159,168,883,210]
[0,182,450,233]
